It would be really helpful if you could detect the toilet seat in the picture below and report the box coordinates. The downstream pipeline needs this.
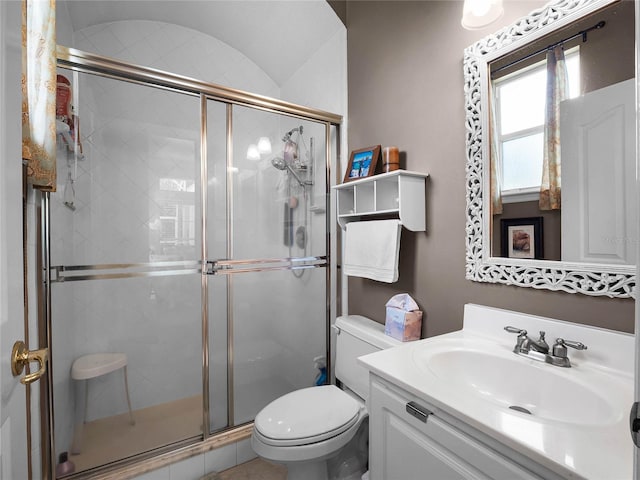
[254,385,362,447]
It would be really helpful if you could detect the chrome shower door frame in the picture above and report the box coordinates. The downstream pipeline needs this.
[37,46,341,479]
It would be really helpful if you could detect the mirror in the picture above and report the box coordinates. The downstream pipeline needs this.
[464,0,635,298]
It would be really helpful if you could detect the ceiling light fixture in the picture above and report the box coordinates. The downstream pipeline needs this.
[461,0,504,30]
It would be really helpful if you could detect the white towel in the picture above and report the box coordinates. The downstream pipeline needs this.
[343,219,402,283]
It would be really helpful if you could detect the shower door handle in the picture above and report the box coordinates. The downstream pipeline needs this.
[11,340,48,385]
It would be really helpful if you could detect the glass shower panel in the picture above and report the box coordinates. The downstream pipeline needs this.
[232,267,327,424]
[230,105,328,261]
[50,69,203,475]
[206,104,329,428]
[50,275,202,474]
[50,69,201,267]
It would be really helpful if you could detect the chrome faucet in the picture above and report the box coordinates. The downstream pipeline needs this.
[504,326,548,353]
[504,326,587,368]
[523,330,549,354]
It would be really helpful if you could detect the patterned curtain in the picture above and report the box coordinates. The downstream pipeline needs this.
[22,0,57,191]
[489,79,502,215]
[539,45,567,211]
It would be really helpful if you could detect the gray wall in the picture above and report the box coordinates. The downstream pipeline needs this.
[345,0,634,336]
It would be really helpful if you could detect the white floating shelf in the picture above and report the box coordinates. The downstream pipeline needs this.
[333,170,428,231]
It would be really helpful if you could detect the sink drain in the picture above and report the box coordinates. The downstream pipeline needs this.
[509,405,532,415]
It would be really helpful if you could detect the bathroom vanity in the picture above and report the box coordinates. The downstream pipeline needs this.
[359,304,634,480]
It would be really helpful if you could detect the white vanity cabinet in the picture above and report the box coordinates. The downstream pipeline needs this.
[333,170,428,232]
[368,376,559,480]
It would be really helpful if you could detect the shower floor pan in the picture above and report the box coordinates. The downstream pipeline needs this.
[69,395,202,473]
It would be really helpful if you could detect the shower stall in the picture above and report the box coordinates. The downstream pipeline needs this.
[42,47,340,477]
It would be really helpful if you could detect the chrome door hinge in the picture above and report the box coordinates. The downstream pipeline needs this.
[630,402,640,447]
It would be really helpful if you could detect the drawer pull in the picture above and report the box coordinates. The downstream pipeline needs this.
[406,401,431,423]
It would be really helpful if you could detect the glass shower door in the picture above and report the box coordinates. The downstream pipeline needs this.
[49,69,203,475]
[46,67,333,474]
[206,101,329,430]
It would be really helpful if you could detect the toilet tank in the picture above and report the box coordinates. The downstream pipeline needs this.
[334,315,401,402]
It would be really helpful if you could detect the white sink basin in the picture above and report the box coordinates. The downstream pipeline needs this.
[413,346,620,426]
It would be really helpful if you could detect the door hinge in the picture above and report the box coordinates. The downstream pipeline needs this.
[630,402,640,447]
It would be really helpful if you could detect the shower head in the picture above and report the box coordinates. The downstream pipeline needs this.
[271,157,309,187]
[271,157,287,171]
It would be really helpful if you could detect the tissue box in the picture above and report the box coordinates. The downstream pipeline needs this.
[384,293,423,341]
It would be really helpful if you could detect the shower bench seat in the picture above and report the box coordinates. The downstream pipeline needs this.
[70,353,135,454]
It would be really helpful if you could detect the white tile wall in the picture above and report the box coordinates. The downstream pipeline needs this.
[132,440,256,480]
[203,443,236,474]
[168,455,205,480]
[133,466,171,480]
[281,28,347,116]
[236,439,258,465]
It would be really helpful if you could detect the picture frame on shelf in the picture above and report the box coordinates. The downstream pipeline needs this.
[343,145,381,183]
[500,217,543,260]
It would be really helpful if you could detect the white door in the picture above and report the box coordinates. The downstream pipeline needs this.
[634,4,640,479]
[0,2,43,479]
[561,78,637,265]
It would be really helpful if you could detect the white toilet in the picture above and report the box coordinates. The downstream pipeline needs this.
[251,315,401,480]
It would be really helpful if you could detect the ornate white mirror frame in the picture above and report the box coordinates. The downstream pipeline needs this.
[464,0,635,298]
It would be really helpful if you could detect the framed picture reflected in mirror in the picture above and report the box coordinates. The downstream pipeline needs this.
[500,217,543,260]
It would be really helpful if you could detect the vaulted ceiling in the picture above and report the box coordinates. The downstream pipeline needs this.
[60,0,343,86]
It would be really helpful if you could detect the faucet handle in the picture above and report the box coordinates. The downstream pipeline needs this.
[504,326,527,336]
[560,339,587,351]
[552,338,587,358]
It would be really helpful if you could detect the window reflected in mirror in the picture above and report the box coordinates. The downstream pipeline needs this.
[494,50,580,194]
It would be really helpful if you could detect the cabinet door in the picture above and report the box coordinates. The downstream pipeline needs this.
[369,378,542,480]
[370,380,487,480]
[377,409,483,479]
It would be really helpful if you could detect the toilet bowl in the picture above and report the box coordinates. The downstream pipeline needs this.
[251,315,400,480]
[252,385,367,479]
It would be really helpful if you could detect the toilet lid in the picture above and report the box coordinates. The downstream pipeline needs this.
[254,385,361,444]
